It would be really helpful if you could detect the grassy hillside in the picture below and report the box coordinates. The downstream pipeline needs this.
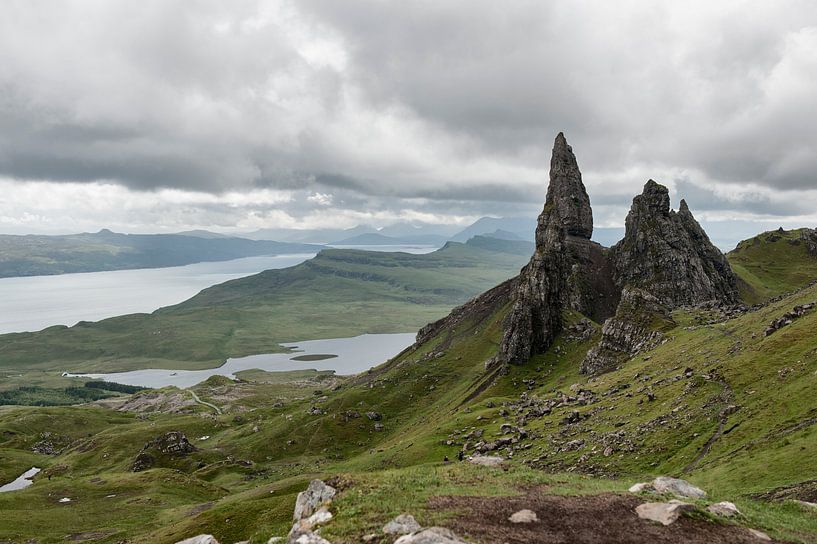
[728,228,817,304]
[2,275,817,542]
[0,229,322,278]
[0,241,528,375]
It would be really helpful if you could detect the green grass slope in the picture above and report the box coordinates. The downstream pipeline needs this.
[728,228,817,304]
[4,278,817,542]
[0,241,528,374]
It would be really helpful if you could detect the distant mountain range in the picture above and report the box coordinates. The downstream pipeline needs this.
[0,229,323,278]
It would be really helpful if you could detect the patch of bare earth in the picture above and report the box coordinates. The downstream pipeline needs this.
[429,488,782,544]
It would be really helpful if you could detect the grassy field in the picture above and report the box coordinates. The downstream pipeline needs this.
[0,241,529,375]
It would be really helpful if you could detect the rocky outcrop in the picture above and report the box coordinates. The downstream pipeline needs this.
[580,288,672,375]
[132,431,196,472]
[611,181,739,308]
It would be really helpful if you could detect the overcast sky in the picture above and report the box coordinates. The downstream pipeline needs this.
[1,0,816,235]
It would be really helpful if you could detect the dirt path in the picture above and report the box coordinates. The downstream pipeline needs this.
[189,390,222,415]
[429,488,782,544]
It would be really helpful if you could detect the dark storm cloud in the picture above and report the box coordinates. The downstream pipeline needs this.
[1,0,816,232]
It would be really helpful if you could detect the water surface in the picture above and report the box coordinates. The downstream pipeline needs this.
[0,245,437,334]
[70,332,416,388]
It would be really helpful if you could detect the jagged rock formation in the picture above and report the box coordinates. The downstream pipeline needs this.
[493,133,616,366]
[579,181,740,374]
[611,181,739,308]
[417,133,739,377]
[580,287,673,375]
[547,132,593,238]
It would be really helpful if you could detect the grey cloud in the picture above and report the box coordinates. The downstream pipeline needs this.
[1,0,816,231]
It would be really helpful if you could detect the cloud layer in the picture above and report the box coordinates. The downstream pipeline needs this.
[1,0,816,233]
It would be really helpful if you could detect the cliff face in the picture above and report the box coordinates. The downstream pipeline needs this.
[611,181,739,308]
[493,133,602,365]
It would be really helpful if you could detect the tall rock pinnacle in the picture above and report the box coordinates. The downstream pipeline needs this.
[493,133,600,365]
[546,133,594,239]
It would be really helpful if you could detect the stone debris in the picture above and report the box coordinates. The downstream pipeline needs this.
[635,500,695,526]
[508,509,538,523]
[764,302,815,336]
[707,501,741,517]
[383,514,422,535]
[394,527,468,544]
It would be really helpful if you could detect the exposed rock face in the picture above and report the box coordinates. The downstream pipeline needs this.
[547,132,593,239]
[612,181,739,308]
[495,133,601,365]
[293,479,336,521]
[580,288,672,375]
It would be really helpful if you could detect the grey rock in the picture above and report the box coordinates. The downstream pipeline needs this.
[547,132,593,239]
[508,509,538,523]
[394,527,467,544]
[383,514,422,535]
[636,500,695,525]
[581,288,670,375]
[611,182,739,308]
[652,476,706,499]
[468,455,505,467]
[175,536,219,544]
[293,480,336,521]
[707,501,741,517]
[747,528,772,541]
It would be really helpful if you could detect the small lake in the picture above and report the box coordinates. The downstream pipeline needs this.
[0,245,438,334]
[0,467,41,493]
[70,332,416,388]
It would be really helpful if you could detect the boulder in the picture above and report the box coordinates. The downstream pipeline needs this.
[652,476,706,499]
[293,480,336,521]
[394,527,467,544]
[629,482,653,494]
[747,528,772,541]
[707,501,741,517]
[636,500,695,526]
[383,514,422,535]
[176,536,219,544]
[508,509,538,523]
[468,455,505,467]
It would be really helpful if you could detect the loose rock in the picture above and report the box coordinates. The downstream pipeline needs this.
[293,480,336,521]
[394,527,468,544]
[635,500,695,526]
[468,455,505,467]
[508,509,538,523]
[383,514,422,535]
[707,501,741,517]
[176,536,219,544]
[652,476,706,499]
